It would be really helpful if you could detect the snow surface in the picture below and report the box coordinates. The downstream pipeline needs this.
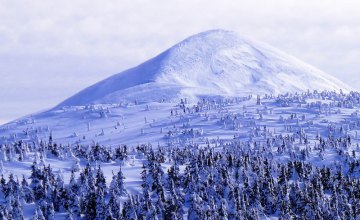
[2,29,350,149]
[1,92,360,219]
[0,29,357,219]
[56,29,351,107]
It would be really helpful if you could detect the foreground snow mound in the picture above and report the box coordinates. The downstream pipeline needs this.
[57,29,351,107]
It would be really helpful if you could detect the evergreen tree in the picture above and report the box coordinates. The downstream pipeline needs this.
[21,175,34,203]
[84,191,97,219]
[122,197,138,220]
[32,205,45,220]
[95,188,106,219]
[108,191,121,219]
[10,195,24,220]
[95,165,107,193]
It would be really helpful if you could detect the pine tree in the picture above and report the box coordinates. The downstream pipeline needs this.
[187,194,201,219]
[67,191,81,216]
[10,195,24,220]
[45,202,55,220]
[21,175,34,203]
[95,188,106,219]
[85,191,97,219]
[219,199,229,220]
[108,191,121,219]
[68,171,79,194]
[110,167,127,196]
[146,202,159,220]
[104,206,116,220]
[0,206,8,220]
[167,164,181,187]
[32,205,45,220]
[122,197,138,220]
[95,165,107,193]
[30,161,44,201]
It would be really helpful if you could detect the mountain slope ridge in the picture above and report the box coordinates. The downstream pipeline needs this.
[57,29,351,108]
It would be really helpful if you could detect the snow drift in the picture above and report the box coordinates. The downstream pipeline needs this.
[57,29,350,107]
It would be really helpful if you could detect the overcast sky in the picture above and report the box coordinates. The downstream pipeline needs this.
[0,0,359,124]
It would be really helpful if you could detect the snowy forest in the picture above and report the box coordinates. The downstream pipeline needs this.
[0,90,360,219]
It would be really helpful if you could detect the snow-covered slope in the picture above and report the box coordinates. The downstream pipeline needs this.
[57,29,351,108]
[0,29,353,147]
[0,30,359,220]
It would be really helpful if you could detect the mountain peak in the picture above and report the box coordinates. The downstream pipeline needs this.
[57,30,351,108]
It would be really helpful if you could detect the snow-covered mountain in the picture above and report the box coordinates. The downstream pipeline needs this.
[57,29,350,107]
[0,30,360,219]
[0,29,353,147]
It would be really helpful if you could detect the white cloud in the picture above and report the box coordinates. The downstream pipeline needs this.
[0,0,359,123]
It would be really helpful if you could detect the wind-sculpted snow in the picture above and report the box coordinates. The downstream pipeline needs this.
[56,29,351,107]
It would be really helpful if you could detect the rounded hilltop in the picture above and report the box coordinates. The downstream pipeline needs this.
[57,29,351,107]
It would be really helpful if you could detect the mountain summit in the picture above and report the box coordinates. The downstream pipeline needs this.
[57,29,350,107]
